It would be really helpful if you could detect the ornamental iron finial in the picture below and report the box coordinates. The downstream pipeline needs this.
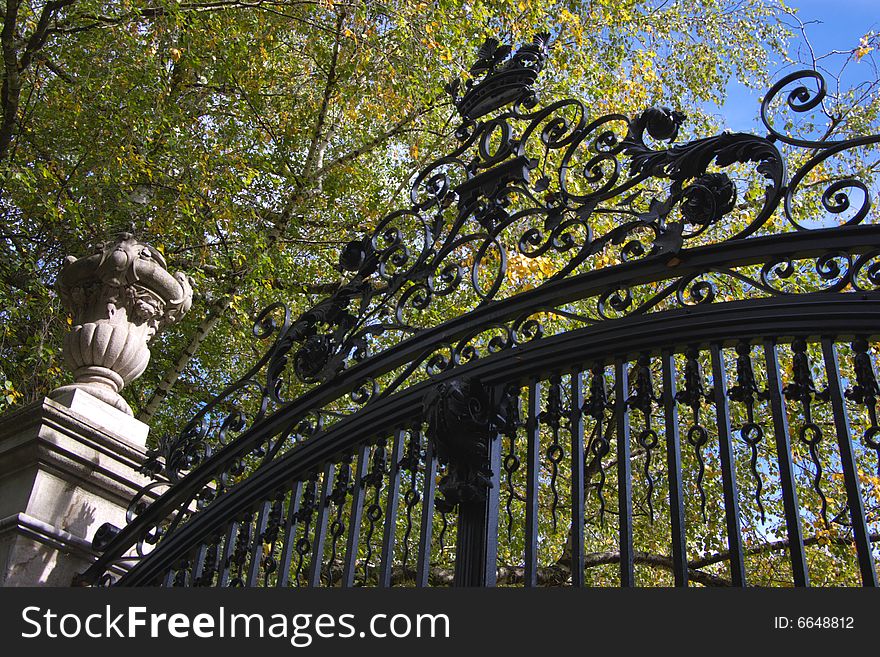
[445,33,551,120]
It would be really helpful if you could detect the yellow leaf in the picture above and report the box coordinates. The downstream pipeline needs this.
[855,35,874,61]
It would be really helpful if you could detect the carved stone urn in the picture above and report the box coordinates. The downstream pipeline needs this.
[50,233,194,415]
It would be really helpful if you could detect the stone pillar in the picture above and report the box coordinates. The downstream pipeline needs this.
[0,392,154,586]
[0,234,193,586]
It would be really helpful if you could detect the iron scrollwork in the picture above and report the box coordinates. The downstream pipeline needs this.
[726,342,768,522]
[783,338,831,526]
[541,375,565,531]
[628,356,660,522]
[325,455,353,586]
[584,363,612,523]
[145,34,880,486]
[846,338,880,475]
[676,348,712,520]
[80,32,880,588]
[398,429,424,580]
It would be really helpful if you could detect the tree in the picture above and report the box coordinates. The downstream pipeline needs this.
[1,0,788,429]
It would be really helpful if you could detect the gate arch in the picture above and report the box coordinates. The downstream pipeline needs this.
[79,35,880,587]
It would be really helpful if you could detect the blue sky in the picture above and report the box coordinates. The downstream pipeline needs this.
[717,0,879,131]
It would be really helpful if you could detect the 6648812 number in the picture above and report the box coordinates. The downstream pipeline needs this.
[801,617,853,629]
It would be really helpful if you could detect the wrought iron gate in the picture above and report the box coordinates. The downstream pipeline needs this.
[79,35,880,587]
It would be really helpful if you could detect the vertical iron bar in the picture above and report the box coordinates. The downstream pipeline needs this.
[308,463,336,587]
[451,397,503,588]
[524,378,541,587]
[380,429,406,587]
[416,429,437,588]
[180,552,197,587]
[711,344,747,587]
[484,407,503,587]
[191,543,208,585]
[615,359,634,587]
[246,501,271,587]
[342,443,371,588]
[452,503,480,585]
[662,351,688,587]
[276,482,302,588]
[570,371,585,587]
[821,339,877,586]
[764,340,810,587]
[217,520,239,588]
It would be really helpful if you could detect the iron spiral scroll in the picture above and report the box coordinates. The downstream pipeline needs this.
[79,34,880,587]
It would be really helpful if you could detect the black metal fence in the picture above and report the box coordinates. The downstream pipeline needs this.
[78,36,880,587]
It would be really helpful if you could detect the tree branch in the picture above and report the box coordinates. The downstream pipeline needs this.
[1,0,75,162]
[690,531,880,570]
[137,290,235,422]
[0,0,23,162]
[51,1,354,35]
[301,9,344,181]
[312,99,442,180]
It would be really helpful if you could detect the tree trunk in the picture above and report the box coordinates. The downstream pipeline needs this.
[136,294,232,423]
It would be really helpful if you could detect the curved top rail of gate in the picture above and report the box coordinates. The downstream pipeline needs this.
[77,35,880,585]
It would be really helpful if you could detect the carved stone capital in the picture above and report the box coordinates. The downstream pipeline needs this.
[50,234,194,415]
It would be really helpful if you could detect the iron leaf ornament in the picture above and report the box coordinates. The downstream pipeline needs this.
[423,377,516,512]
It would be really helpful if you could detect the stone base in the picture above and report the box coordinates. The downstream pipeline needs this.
[48,387,148,447]
[0,513,128,585]
[0,392,157,586]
